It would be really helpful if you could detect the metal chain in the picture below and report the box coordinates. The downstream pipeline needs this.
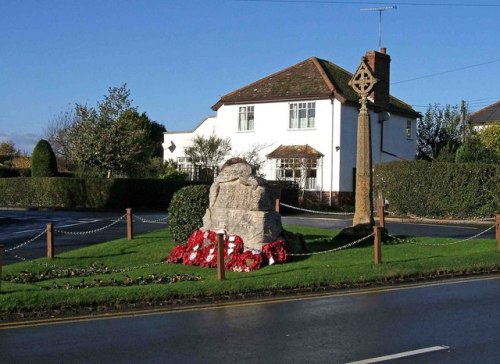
[133,214,168,224]
[389,224,496,247]
[288,233,375,256]
[279,202,355,216]
[54,214,126,235]
[4,229,46,252]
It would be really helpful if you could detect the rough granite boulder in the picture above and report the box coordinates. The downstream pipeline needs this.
[202,159,282,250]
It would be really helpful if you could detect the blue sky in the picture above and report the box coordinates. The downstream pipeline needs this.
[1,0,499,153]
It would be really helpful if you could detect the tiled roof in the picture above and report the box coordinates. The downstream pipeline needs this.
[266,144,324,159]
[212,57,420,117]
[470,101,500,125]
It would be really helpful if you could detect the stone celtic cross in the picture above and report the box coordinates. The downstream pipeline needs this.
[348,57,377,228]
[349,57,378,110]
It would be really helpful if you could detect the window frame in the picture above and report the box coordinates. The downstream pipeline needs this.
[238,106,255,132]
[406,120,413,139]
[289,102,316,129]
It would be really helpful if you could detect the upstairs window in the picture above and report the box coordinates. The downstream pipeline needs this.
[238,106,254,131]
[289,102,315,129]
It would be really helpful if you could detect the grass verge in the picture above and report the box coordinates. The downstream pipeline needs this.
[1,225,498,320]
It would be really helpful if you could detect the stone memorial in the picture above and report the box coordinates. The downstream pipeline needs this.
[202,158,282,250]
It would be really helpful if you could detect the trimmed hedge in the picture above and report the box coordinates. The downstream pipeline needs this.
[168,185,211,243]
[31,139,58,177]
[375,161,500,218]
[0,178,208,210]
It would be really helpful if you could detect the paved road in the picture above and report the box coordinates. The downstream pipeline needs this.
[282,215,496,239]
[0,210,168,264]
[1,276,498,363]
[1,210,495,265]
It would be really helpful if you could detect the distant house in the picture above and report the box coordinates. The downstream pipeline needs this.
[163,48,420,205]
[470,101,500,130]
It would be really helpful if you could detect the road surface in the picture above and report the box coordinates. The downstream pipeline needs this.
[1,276,498,363]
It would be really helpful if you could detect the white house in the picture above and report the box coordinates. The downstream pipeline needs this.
[469,100,500,131]
[163,48,420,206]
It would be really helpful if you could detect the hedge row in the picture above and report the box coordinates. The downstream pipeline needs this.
[0,178,208,210]
[374,161,500,218]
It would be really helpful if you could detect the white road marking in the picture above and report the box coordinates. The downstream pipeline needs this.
[346,345,450,363]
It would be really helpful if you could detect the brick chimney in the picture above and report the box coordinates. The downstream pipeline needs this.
[365,48,391,110]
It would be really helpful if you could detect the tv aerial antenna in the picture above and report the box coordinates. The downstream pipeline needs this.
[360,5,397,49]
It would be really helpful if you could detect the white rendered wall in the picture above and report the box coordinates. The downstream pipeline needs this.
[163,99,416,194]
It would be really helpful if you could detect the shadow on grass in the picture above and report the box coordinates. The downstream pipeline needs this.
[55,247,138,260]
[388,255,443,263]
[235,265,314,279]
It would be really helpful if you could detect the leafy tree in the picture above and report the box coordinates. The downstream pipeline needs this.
[149,121,167,158]
[479,124,500,156]
[417,104,464,161]
[69,84,160,177]
[31,139,58,177]
[184,134,231,181]
[455,126,500,163]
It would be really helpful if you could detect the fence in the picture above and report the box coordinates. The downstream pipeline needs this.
[275,198,499,265]
[1,205,499,292]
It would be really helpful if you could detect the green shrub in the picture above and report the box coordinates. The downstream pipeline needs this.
[0,177,206,210]
[168,184,210,243]
[31,139,58,177]
[375,161,500,218]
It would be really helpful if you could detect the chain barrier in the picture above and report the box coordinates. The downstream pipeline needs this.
[288,233,375,256]
[4,229,46,253]
[133,214,168,224]
[54,214,126,235]
[388,224,496,247]
[279,202,355,216]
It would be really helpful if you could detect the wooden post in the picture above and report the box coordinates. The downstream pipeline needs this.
[47,223,54,259]
[216,232,225,281]
[373,226,382,264]
[126,208,133,241]
[275,198,280,213]
[378,191,385,229]
[0,244,3,292]
[496,214,500,251]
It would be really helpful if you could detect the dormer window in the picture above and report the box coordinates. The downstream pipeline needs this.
[289,102,315,129]
[238,106,254,131]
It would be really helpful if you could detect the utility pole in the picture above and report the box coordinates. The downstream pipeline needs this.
[361,5,397,49]
[461,100,468,143]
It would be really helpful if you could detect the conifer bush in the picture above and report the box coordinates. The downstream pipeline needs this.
[168,184,210,243]
[31,139,58,177]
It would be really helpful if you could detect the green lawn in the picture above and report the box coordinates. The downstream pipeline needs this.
[1,225,498,315]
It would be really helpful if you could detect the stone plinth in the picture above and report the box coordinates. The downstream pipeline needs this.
[202,160,282,250]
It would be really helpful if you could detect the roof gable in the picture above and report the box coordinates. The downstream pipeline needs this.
[470,101,500,125]
[266,144,324,159]
[212,58,334,110]
[212,56,419,118]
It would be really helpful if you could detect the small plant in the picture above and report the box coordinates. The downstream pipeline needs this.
[31,139,58,177]
[168,184,210,243]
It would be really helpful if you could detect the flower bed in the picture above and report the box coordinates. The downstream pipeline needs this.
[166,230,289,272]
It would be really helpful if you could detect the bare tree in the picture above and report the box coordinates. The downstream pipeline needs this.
[184,134,231,181]
[232,142,271,176]
[44,109,77,171]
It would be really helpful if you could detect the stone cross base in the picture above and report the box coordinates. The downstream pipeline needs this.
[202,209,282,250]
